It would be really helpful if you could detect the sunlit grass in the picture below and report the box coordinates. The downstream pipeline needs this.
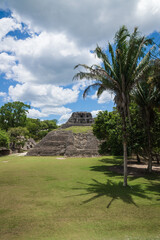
[0,155,160,240]
[62,125,93,133]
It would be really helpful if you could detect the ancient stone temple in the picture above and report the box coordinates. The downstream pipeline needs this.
[27,111,100,157]
[61,112,94,128]
[27,130,100,157]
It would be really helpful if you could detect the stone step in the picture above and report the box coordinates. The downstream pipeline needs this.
[38,141,67,147]
[27,129,100,157]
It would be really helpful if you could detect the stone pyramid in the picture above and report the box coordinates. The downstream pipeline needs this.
[27,130,100,157]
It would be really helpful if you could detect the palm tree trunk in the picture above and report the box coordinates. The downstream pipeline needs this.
[147,128,152,173]
[137,154,141,163]
[145,109,152,173]
[123,140,128,186]
[122,115,128,187]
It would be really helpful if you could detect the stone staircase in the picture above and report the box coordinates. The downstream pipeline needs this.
[27,130,100,157]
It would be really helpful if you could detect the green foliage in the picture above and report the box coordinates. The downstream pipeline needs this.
[26,118,58,140]
[127,102,146,156]
[93,110,123,155]
[0,101,30,131]
[0,129,9,148]
[8,127,29,150]
[41,119,57,131]
[37,130,49,139]
[152,110,160,154]
[26,118,41,140]
[93,103,160,159]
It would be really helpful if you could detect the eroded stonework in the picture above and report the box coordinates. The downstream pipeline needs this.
[61,112,94,128]
[27,130,100,157]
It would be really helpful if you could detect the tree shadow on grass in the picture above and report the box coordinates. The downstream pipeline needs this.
[99,156,123,166]
[90,157,123,178]
[145,182,160,201]
[91,157,160,179]
[72,179,151,208]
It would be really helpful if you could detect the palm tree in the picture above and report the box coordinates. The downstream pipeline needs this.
[73,26,154,186]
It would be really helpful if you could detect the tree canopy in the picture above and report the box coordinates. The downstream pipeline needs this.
[0,101,30,131]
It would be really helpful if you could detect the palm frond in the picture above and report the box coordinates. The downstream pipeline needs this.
[83,83,102,98]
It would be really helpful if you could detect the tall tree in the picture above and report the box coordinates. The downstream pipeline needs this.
[132,79,159,172]
[0,101,30,131]
[73,26,154,186]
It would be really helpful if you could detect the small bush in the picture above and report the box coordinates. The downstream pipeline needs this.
[0,129,10,148]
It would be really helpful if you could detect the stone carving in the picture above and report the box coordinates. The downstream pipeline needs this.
[61,112,94,128]
[27,130,100,157]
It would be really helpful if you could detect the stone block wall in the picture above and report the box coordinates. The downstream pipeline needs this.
[27,130,100,157]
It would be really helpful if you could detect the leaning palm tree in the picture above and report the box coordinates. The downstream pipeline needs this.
[73,26,154,186]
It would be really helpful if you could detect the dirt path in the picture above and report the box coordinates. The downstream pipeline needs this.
[109,161,160,177]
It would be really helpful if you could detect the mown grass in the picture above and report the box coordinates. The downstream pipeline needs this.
[0,155,160,240]
[62,125,93,133]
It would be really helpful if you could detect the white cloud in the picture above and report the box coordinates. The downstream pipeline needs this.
[0,17,21,40]
[137,0,160,15]
[90,90,114,104]
[0,30,100,85]
[0,0,159,120]
[27,109,47,118]
[9,83,79,108]
[41,107,72,116]
[0,52,16,74]
[91,110,102,118]
[27,106,72,119]
[58,112,72,125]
[98,91,114,104]
[1,0,160,47]
[0,92,7,97]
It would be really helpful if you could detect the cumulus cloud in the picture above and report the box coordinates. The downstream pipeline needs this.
[58,112,72,125]
[0,0,159,120]
[28,106,72,119]
[0,92,7,97]
[91,90,114,104]
[1,0,160,47]
[9,83,79,108]
[27,109,47,118]
[0,31,100,85]
[91,110,102,118]
[0,17,21,40]
[0,52,16,74]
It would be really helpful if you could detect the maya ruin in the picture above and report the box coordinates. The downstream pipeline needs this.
[27,112,100,157]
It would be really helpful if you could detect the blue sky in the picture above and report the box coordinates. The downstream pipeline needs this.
[0,0,160,124]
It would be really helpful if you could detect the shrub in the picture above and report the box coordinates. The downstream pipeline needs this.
[0,129,10,148]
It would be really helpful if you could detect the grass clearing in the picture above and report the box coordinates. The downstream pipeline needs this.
[62,125,93,133]
[0,155,160,240]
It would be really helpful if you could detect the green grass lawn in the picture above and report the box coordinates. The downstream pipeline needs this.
[0,155,160,240]
[62,125,93,133]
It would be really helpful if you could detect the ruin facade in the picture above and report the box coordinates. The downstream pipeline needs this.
[61,112,94,128]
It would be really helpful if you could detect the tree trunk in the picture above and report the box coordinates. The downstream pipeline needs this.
[145,109,152,173]
[123,140,128,186]
[155,154,160,164]
[148,151,152,173]
[122,114,128,187]
[137,154,141,163]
